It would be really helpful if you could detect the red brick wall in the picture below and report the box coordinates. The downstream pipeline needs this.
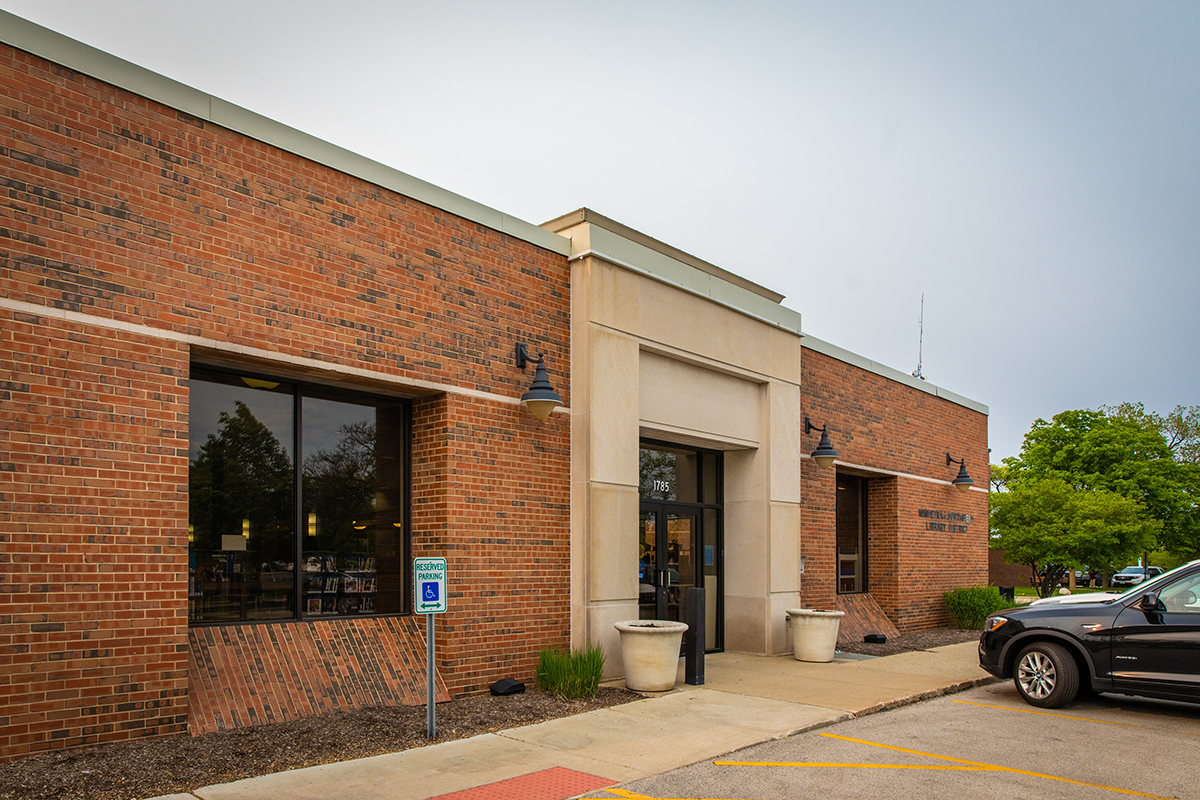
[801,346,988,632]
[0,43,570,759]
[0,318,190,760]
[411,393,570,696]
[187,616,447,735]
[989,549,1034,588]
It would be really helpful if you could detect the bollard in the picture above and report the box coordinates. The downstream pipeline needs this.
[684,586,705,685]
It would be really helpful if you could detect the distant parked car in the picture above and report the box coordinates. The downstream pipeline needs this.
[1110,565,1165,588]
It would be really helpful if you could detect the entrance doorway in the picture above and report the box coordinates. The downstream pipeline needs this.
[638,505,697,622]
[638,441,722,650]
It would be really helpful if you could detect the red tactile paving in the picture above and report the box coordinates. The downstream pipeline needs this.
[426,767,616,800]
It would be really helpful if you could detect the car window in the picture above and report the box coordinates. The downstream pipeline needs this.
[1156,572,1200,614]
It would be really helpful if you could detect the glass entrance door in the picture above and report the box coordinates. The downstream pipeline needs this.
[638,440,722,650]
[638,504,698,623]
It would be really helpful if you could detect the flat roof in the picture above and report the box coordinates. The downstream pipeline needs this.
[0,10,569,257]
[1,10,986,416]
[543,209,785,303]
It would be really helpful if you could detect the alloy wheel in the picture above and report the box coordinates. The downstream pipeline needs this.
[1018,649,1056,699]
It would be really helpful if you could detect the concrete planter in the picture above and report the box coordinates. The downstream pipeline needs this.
[786,608,845,662]
[614,619,688,691]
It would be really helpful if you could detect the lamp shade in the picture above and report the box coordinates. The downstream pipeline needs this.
[951,461,974,492]
[811,428,839,469]
[520,359,563,421]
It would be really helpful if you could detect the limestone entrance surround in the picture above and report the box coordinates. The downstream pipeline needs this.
[544,210,805,676]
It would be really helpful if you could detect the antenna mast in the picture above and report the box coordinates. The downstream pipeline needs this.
[911,293,925,381]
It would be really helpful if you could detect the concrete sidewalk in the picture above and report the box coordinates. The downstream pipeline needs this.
[150,641,994,800]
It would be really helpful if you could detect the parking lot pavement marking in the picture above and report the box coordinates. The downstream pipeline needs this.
[952,699,1200,736]
[714,761,993,770]
[714,733,1175,800]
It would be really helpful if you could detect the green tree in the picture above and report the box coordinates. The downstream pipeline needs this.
[1002,407,1199,560]
[1104,402,1200,464]
[991,477,1158,597]
[989,462,1011,494]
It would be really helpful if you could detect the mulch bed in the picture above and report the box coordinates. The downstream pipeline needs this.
[0,688,640,800]
[836,626,981,657]
[0,628,980,800]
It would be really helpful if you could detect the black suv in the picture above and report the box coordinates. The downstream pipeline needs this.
[979,560,1200,708]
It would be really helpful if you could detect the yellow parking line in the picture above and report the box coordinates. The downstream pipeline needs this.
[716,733,1173,799]
[603,729,1179,800]
[715,762,993,770]
[953,699,1200,736]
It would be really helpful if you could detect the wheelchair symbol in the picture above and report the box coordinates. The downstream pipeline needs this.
[422,582,439,602]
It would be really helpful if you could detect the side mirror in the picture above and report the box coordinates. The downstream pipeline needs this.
[1138,592,1161,612]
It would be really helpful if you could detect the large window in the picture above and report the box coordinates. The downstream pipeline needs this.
[188,367,409,624]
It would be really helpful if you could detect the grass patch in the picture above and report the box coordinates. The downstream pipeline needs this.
[535,645,606,700]
[1014,585,1110,597]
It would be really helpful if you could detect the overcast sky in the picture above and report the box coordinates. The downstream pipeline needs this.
[4,1,1198,464]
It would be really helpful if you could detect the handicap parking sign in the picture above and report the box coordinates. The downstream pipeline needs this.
[413,557,447,613]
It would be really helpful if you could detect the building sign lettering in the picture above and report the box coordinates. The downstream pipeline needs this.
[917,508,974,533]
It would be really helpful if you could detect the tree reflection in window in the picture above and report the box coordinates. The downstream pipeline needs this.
[188,371,408,623]
[303,421,376,559]
[301,395,406,616]
[189,398,294,622]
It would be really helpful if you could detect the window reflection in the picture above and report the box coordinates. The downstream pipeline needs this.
[639,445,699,502]
[301,394,406,616]
[188,370,408,624]
[188,377,294,622]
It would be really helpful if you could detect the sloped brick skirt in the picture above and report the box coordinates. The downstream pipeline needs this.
[188,616,448,735]
[835,593,901,644]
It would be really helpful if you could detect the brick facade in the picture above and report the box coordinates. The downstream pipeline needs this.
[0,42,570,759]
[0,24,989,764]
[800,346,989,631]
[989,549,1035,588]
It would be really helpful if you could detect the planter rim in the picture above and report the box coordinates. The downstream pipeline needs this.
[785,608,845,618]
[614,619,689,633]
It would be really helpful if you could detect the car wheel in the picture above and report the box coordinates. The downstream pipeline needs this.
[1014,642,1079,708]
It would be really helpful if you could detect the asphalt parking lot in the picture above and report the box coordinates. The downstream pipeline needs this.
[589,681,1200,800]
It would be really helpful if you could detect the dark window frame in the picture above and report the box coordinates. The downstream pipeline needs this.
[835,471,869,595]
[187,364,413,627]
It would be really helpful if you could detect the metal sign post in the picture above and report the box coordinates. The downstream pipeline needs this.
[413,557,447,738]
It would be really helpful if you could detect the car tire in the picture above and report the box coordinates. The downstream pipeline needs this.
[1014,642,1079,708]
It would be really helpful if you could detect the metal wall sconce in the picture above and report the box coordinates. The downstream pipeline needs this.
[515,343,563,421]
[804,417,839,469]
[946,453,974,493]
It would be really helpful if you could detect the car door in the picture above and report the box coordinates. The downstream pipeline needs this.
[1110,568,1200,701]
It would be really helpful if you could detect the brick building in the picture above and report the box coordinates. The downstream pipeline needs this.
[0,12,987,761]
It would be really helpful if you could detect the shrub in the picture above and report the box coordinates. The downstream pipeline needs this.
[944,585,1012,629]
[535,645,606,699]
